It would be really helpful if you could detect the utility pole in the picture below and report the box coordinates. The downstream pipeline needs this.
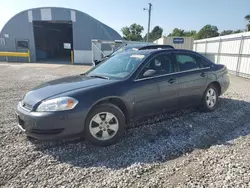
[143,3,152,42]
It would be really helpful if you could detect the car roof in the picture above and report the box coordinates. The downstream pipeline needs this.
[123,43,154,48]
[115,48,198,56]
[114,48,171,57]
[117,49,157,55]
[122,43,174,49]
[131,48,199,54]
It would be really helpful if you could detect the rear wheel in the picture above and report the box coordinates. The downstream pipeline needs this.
[200,84,219,112]
[84,103,126,146]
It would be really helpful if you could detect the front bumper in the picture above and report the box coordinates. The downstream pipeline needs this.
[15,102,88,140]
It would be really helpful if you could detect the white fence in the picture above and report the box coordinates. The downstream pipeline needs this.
[193,32,250,78]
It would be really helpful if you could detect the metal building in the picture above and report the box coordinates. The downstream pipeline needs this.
[0,7,121,64]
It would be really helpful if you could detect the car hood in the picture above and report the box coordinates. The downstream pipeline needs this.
[22,75,115,106]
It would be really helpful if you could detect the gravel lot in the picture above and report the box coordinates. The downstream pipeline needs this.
[0,63,250,188]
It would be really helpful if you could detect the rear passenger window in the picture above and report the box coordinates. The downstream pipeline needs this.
[176,54,199,71]
[196,56,211,68]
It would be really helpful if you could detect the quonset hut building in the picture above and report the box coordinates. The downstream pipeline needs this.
[0,7,121,64]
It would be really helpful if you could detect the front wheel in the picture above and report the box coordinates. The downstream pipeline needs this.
[200,84,219,112]
[84,103,126,146]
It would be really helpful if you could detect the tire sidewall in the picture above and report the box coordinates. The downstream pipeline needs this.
[84,103,126,146]
[203,85,219,112]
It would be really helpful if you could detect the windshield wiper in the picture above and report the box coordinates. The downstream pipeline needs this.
[89,75,110,80]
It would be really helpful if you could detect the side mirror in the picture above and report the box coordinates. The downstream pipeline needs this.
[143,69,156,77]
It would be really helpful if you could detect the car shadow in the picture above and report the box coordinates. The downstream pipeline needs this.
[30,97,250,169]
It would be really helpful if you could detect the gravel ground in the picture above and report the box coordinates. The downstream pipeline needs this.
[0,63,250,188]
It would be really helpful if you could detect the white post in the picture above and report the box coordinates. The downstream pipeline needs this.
[216,39,222,64]
[236,35,245,76]
[204,40,208,56]
[91,42,95,66]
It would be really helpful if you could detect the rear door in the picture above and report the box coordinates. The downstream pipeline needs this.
[173,52,210,107]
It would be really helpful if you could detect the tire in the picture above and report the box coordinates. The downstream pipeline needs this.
[26,135,36,142]
[84,103,126,146]
[200,84,219,112]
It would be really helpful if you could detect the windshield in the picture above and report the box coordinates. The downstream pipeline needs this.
[109,45,139,57]
[87,52,148,79]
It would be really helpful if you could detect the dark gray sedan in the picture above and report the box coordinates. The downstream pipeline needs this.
[16,49,230,146]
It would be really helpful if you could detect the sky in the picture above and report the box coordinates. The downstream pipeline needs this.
[0,0,249,36]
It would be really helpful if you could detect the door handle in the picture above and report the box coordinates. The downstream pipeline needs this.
[200,72,206,77]
[168,78,176,84]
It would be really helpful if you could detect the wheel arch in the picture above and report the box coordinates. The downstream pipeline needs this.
[86,96,131,125]
[208,81,222,96]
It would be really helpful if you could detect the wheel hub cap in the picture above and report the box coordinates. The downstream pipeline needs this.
[206,88,217,108]
[89,112,119,141]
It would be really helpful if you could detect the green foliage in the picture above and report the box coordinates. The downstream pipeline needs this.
[168,28,185,37]
[144,26,163,42]
[220,30,244,36]
[167,26,242,40]
[247,24,250,32]
[196,25,219,39]
[220,30,234,36]
[245,15,250,20]
[232,29,243,34]
[121,21,246,42]
[245,15,250,31]
[184,30,197,37]
[168,28,196,38]
[121,23,144,41]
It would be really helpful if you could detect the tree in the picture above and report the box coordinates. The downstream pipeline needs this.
[220,30,244,36]
[121,23,144,41]
[168,28,196,38]
[220,30,234,36]
[196,25,219,39]
[245,15,250,20]
[168,28,185,37]
[144,26,163,42]
[183,30,197,37]
[233,29,243,34]
[245,15,250,31]
[247,24,250,32]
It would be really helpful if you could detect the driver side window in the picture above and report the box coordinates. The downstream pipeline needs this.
[138,53,175,79]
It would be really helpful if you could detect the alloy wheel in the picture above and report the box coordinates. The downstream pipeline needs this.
[89,112,119,141]
[206,88,217,108]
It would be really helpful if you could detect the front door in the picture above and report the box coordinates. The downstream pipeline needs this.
[133,78,161,116]
[133,52,179,117]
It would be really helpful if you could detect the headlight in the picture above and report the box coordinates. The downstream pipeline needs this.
[36,97,78,112]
